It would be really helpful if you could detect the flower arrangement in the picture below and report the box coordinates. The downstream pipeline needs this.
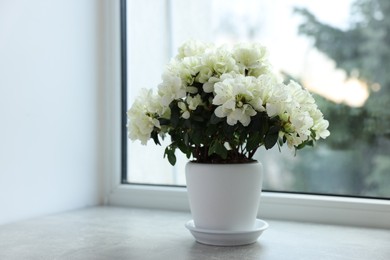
[127,40,330,165]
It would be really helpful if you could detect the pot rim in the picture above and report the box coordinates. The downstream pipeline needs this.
[187,160,260,165]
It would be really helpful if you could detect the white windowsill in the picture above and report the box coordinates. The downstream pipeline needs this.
[1,206,389,259]
[107,184,390,229]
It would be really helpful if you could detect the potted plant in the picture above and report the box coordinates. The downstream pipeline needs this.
[127,40,330,245]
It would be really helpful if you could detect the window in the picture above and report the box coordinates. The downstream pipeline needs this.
[123,0,390,199]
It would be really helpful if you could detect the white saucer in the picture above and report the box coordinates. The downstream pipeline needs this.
[185,219,269,246]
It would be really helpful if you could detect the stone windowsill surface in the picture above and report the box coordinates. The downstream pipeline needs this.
[0,206,389,260]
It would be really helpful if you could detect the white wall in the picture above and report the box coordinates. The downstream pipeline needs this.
[0,0,106,225]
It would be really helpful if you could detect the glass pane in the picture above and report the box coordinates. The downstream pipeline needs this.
[126,0,390,198]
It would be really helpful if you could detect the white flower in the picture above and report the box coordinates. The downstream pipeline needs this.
[165,58,198,86]
[313,119,330,139]
[253,74,289,117]
[182,56,202,75]
[197,67,214,83]
[290,110,314,137]
[287,80,316,111]
[311,109,330,139]
[216,104,257,126]
[284,132,309,148]
[271,80,331,146]
[178,94,203,119]
[127,89,161,145]
[203,76,220,93]
[187,94,203,110]
[213,47,238,75]
[266,102,285,118]
[200,46,238,79]
[213,75,259,126]
[176,39,213,59]
[158,72,186,106]
[280,110,313,148]
[233,43,268,69]
[248,63,272,77]
[285,81,330,141]
[203,72,241,93]
[178,102,190,119]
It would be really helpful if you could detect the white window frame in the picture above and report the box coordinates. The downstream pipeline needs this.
[103,0,390,229]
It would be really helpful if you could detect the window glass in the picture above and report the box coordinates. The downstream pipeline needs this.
[126,0,390,198]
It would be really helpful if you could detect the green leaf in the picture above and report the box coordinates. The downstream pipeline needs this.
[190,130,202,145]
[208,141,228,159]
[249,113,261,131]
[164,147,177,166]
[278,136,285,146]
[168,152,176,166]
[264,126,280,149]
[268,124,280,134]
[192,115,204,122]
[177,141,190,157]
[185,148,192,159]
[222,123,235,137]
[297,140,314,150]
[170,103,181,127]
[184,132,189,146]
[215,142,228,159]
[247,132,261,151]
[259,114,269,136]
[208,141,217,156]
[151,131,161,145]
[310,129,316,140]
[264,133,278,150]
[159,118,170,126]
[183,119,191,128]
[250,112,268,136]
[205,124,218,136]
[210,113,223,124]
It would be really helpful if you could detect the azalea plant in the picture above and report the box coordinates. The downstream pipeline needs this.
[127,40,330,165]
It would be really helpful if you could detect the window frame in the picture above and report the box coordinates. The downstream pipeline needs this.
[105,0,390,229]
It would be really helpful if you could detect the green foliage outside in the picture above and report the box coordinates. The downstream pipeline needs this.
[289,0,390,197]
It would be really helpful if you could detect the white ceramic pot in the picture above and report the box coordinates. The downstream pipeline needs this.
[185,161,263,231]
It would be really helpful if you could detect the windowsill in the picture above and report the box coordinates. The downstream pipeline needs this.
[108,184,390,228]
[1,206,389,259]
